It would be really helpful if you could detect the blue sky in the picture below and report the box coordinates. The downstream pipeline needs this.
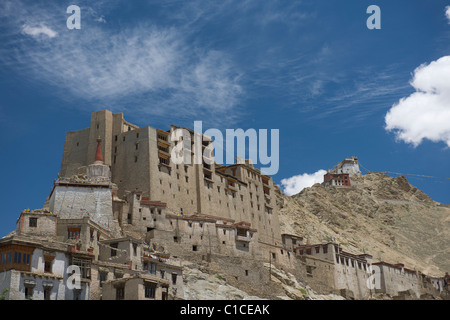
[1,1,449,237]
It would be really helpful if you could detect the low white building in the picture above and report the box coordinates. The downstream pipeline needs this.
[0,236,91,300]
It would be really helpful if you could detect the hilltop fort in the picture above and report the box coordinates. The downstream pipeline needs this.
[0,110,448,300]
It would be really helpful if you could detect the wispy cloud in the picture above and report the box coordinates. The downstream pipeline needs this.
[0,0,243,125]
[21,24,58,38]
[446,6,450,24]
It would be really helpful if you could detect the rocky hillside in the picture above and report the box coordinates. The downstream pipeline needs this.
[276,172,450,277]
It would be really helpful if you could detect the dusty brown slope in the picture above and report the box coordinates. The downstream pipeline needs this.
[276,172,450,277]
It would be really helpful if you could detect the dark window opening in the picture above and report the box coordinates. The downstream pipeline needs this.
[29,217,38,228]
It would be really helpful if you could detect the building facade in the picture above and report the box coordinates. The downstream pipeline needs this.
[1,111,448,300]
[59,110,281,246]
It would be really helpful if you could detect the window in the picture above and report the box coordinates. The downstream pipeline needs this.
[116,287,125,300]
[162,287,168,300]
[68,227,81,240]
[159,157,169,165]
[192,245,198,252]
[24,286,33,300]
[71,257,91,279]
[144,283,157,299]
[14,252,21,264]
[43,288,51,300]
[110,243,118,257]
[73,290,81,300]
[99,272,107,287]
[29,217,37,228]
[148,263,156,275]
[44,260,52,273]
[237,228,246,237]
[172,273,177,285]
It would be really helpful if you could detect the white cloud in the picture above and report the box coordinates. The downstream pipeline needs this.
[446,6,450,23]
[280,169,327,196]
[385,56,450,147]
[1,1,243,124]
[95,16,106,23]
[21,24,57,38]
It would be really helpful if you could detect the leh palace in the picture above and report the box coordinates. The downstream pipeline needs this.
[0,110,448,300]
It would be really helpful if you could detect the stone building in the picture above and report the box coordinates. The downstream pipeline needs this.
[323,173,352,187]
[295,242,374,299]
[59,110,281,246]
[371,262,421,298]
[0,138,183,300]
[330,156,362,176]
[0,221,92,300]
[294,241,448,300]
[1,111,448,300]
[323,156,362,187]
